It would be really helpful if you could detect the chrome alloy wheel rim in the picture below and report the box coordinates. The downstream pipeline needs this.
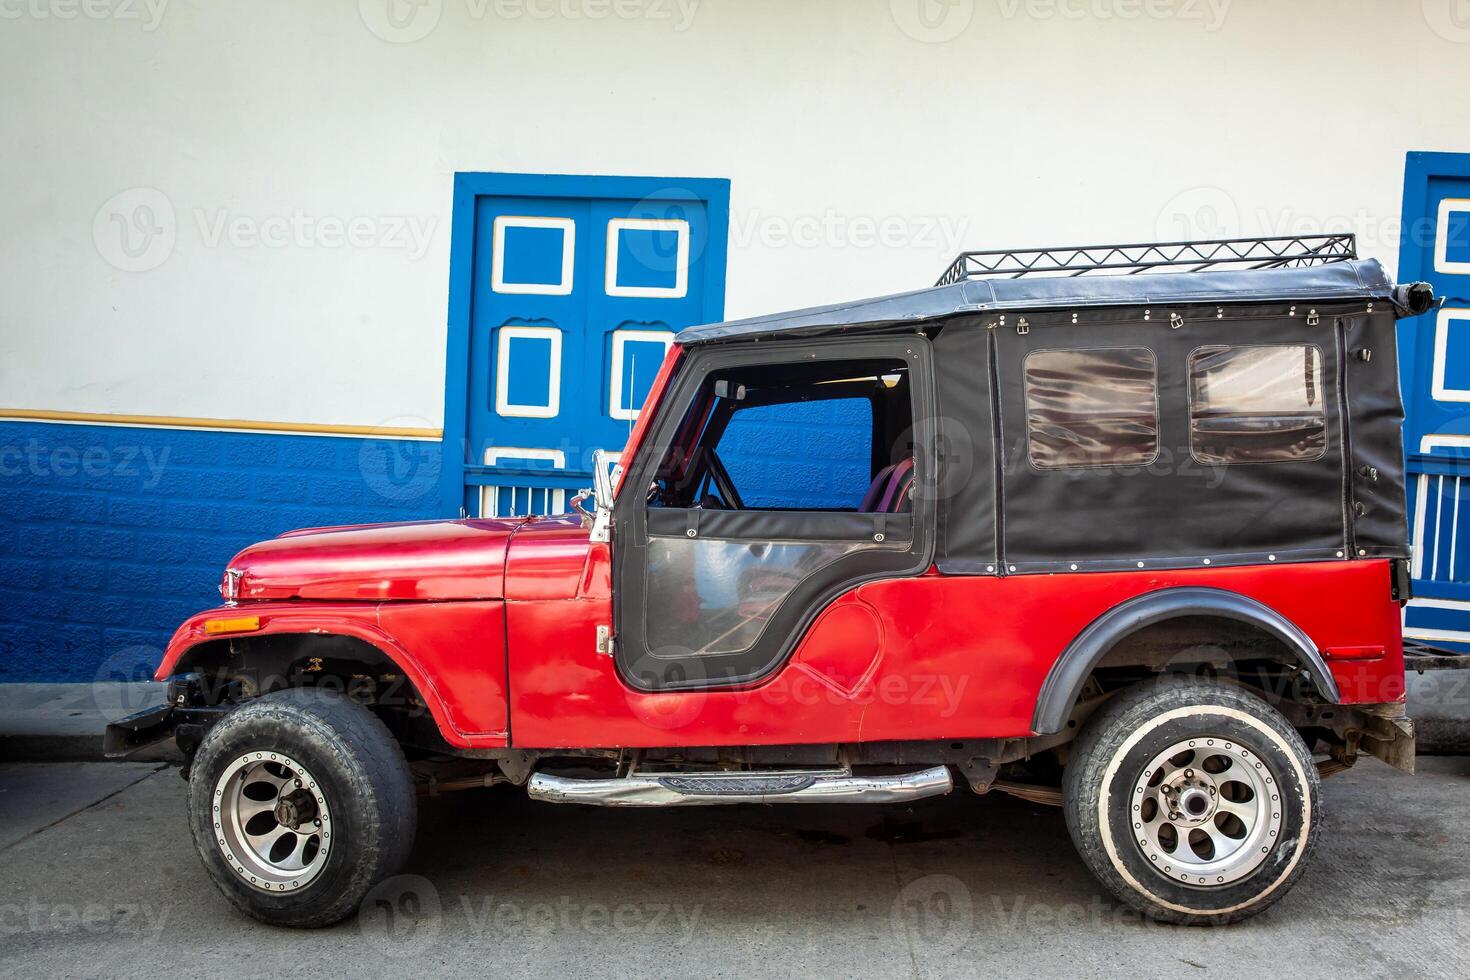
[213,752,332,892]
[1129,737,1281,887]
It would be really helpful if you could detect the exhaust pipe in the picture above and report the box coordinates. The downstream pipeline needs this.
[528,765,954,807]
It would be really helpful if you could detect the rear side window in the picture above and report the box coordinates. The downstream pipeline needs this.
[1189,345,1326,464]
[1024,347,1159,470]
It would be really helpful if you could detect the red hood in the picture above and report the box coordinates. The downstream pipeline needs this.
[226,518,532,602]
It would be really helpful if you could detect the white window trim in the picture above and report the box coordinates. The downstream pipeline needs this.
[605,218,689,298]
[1431,307,1470,403]
[1421,433,1470,453]
[491,215,575,296]
[608,328,674,421]
[495,325,562,419]
[1434,198,1470,276]
[480,447,566,518]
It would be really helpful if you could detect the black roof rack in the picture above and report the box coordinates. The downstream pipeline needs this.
[677,256,1393,345]
[936,234,1358,287]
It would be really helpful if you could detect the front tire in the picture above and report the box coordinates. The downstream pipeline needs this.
[1063,679,1320,925]
[187,688,417,928]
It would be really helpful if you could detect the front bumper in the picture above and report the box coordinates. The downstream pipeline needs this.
[103,702,176,758]
[103,673,236,765]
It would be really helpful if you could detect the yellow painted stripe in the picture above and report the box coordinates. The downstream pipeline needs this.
[0,408,442,441]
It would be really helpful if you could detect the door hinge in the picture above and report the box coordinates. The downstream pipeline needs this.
[596,624,614,657]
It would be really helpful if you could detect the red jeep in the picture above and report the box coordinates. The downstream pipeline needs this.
[109,236,1435,928]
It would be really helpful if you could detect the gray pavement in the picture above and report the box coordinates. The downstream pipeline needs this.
[1,757,1468,978]
[0,763,163,850]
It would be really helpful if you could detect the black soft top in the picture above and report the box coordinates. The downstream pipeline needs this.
[677,258,1396,345]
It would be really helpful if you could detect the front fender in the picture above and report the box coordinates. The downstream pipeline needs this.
[160,601,508,748]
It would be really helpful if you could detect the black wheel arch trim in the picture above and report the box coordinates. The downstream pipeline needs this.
[1031,586,1341,735]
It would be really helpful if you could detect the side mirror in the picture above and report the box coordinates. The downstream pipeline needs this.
[592,448,616,511]
[572,449,618,542]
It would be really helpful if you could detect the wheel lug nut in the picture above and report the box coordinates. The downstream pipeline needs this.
[1184,769,1194,778]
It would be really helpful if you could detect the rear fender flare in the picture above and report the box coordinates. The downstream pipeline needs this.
[1031,587,1340,735]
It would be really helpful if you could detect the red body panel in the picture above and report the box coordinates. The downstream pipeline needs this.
[163,507,1404,752]
[504,516,609,601]
[158,600,510,747]
[227,518,522,601]
[506,550,1405,749]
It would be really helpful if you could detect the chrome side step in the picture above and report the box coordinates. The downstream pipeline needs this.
[527,765,953,807]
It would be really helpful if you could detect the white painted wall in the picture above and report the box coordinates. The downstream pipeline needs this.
[2,0,1468,429]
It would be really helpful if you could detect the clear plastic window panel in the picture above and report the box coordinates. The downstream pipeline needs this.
[644,536,875,657]
[1024,347,1159,470]
[1189,345,1326,464]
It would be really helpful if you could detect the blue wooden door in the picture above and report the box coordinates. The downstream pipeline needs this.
[445,174,729,518]
[1398,153,1470,647]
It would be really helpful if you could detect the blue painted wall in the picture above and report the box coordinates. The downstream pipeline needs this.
[0,421,441,682]
[0,404,875,682]
[721,399,874,510]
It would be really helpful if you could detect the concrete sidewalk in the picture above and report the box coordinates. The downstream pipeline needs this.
[1,672,1467,762]
[0,682,176,763]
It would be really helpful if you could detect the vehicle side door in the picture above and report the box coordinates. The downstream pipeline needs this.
[611,337,936,692]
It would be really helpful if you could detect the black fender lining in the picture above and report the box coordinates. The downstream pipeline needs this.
[1030,587,1341,735]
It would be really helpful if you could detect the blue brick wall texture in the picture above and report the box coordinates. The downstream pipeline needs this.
[721,399,873,509]
[0,404,867,682]
[0,422,441,682]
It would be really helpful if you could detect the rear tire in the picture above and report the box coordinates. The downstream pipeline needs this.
[187,688,416,928]
[1063,678,1320,925]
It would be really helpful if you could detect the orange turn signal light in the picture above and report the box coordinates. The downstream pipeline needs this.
[203,615,262,636]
